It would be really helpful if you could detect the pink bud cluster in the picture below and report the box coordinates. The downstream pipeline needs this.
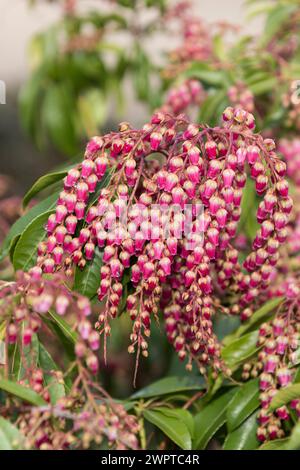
[36,105,290,376]
[161,79,205,116]
[228,82,255,113]
[0,269,99,375]
[242,280,300,443]
[17,386,139,450]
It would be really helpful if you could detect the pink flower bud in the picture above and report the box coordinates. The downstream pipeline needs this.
[81,159,95,178]
[186,165,200,183]
[188,146,200,165]
[75,201,86,220]
[55,205,68,224]
[76,182,89,202]
[222,168,235,187]
[205,141,217,159]
[95,156,108,178]
[46,214,57,233]
[150,132,162,151]
[247,145,260,164]
[65,215,77,234]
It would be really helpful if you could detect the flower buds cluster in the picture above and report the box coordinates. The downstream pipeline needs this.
[227,82,254,113]
[17,386,139,450]
[36,105,290,377]
[242,279,300,443]
[0,269,99,375]
[161,79,205,115]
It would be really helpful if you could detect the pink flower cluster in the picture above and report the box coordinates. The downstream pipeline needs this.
[243,278,300,442]
[35,105,291,377]
[0,269,99,375]
[161,79,205,116]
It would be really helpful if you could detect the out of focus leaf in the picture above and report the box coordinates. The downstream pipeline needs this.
[0,379,46,406]
[23,170,67,208]
[0,417,24,450]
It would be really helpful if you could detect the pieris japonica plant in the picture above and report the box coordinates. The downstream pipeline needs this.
[1,98,300,451]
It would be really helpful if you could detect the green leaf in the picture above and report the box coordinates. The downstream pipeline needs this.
[13,211,53,271]
[48,310,77,344]
[248,77,277,95]
[184,62,226,87]
[143,408,192,450]
[193,388,237,449]
[78,89,107,137]
[198,89,228,126]
[42,83,78,156]
[259,438,289,450]
[74,249,103,299]
[0,417,24,450]
[0,192,59,262]
[269,383,300,412]
[38,343,65,404]
[131,376,205,399]
[260,4,297,47]
[223,412,259,450]
[222,331,260,367]
[0,378,46,406]
[23,170,67,209]
[227,379,260,431]
[223,297,283,345]
[285,422,300,450]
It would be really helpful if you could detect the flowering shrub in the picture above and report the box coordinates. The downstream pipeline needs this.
[1,0,300,453]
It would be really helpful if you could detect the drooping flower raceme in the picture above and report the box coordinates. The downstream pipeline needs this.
[34,106,291,378]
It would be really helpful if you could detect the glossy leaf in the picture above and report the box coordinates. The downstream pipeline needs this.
[143,408,192,450]
[48,311,77,345]
[193,388,237,449]
[0,192,59,262]
[0,378,46,406]
[269,383,300,412]
[131,376,205,399]
[285,422,300,450]
[74,249,103,299]
[23,170,67,208]
[13,211,53,271]
[222,330,260,367]
[38,343,65,404]
[227,379,260,431]
[259,438,289,450]
[223,412,259,450]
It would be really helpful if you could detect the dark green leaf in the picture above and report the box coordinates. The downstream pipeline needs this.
[23,170,67,208]
[269,383,300,412]
[227,379,260,431]
[193,388,237,449]
[222,331,260,367]
[13,211,53,271]
[0,378,46,406]
[223,412,259,450]
[0,192,59,262]
[38,343,65,404]
[74,249,103,299]
[131,376,205,399]
[143,408,192,450]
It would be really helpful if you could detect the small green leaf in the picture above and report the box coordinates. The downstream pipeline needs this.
[0,378,46,406]
[269,383,300,412]
[143,408,192,450]
[193,388,237,449]
[131,376,205,399]
[48,310,77,344]
[222,331,260,367]
[23,170,67,208]
[184,62,226,87]
[224,298,283,344]
[248,77,277,95]
[13,211,53,271]
[223,412,259,450]
[0,192,59,262]
[38,343,65,404]
[227,379,260,431]
[0,417,24,450]
[74,249,103,299]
